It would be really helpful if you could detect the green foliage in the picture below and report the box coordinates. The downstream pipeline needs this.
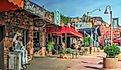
[61,15,71,24]
[47,40,55,52]
[83,36,93,47]
[81,48,88,54]
[104,44,120,58]
[62,48,73,54]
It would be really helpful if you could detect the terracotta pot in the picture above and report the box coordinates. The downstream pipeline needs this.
[86,47,90,54]
[118,53,121,61]
[101,58,118,70]
[62,54,72,59]
[91,47,95,54]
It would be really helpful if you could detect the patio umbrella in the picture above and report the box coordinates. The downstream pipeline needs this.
[98,40,105,45]
[113,38,121,43]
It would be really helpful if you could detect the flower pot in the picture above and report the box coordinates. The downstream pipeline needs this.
[101,58,118,70]
[86,47,90,54]
[62,54,72,59]
[118,53,121,61]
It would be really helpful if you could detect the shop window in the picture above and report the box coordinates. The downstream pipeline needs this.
[34,31,40,52]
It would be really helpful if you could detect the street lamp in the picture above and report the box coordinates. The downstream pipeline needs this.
[86,8,101,47]
[104,5,113,45]
[87,8,101,16]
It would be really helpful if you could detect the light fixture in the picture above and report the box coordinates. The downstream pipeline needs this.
[104,8,108,14]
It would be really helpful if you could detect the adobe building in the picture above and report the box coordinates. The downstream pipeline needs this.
[0,0,53,69]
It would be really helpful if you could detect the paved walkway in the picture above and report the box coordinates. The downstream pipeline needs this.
[26,51,121,70]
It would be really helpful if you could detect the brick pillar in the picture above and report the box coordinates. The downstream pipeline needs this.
[27,26,34,60]
[40,32,46,56]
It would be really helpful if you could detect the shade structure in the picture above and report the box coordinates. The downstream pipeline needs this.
[79,27,101,36]
[0,0,24,12]
[79,28,95,35]
[113,38,121,43]
[46,25,83,38]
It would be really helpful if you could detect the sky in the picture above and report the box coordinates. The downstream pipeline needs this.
[31,0,121,24]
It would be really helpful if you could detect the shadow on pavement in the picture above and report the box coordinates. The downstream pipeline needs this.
[84,66,100,70]
[81,61,88,63]
[98,62,103,65]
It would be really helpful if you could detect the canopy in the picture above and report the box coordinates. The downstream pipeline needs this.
[46,25,83,38]
[98,40,105,45]
[113,38,121,43]
[0,0,24,12]
[79,27,101,36]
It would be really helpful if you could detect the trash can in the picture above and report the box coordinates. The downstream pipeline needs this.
[9,52,15,70]
[9,51,22,70]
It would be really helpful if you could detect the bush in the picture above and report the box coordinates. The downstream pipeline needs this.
[63,48,73,54]
[83,36,93,47]
[104,45,120,58]
[47,40,55,52]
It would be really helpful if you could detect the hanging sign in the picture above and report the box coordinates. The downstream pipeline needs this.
[113,18,119,28]
[24,0,45,18]
[54,10,60,26]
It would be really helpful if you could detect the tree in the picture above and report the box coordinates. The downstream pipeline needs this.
[61,15,71,24]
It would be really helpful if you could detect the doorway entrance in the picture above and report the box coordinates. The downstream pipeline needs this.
[0,26,5,70]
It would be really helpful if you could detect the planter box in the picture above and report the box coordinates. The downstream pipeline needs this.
[62,54,72,59]
[101,58,118,70]
[118,53,121,61]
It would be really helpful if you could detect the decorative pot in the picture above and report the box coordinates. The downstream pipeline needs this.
[101,58,118,70]
[62,54,72,59]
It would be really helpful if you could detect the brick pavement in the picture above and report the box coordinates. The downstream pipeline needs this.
[26,51,121,70]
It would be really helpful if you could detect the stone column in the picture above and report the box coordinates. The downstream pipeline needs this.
[27,26,34,60]
[4,26,13,70]
[40,31,46,56]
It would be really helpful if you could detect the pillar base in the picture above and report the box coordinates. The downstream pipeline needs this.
[42,47,46,56]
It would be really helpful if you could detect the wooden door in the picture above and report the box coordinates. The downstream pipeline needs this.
[0,26,5,70]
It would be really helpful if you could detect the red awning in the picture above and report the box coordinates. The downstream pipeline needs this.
[113,38,121,43]
[0,0,24,12]
[47,25,83,38]
[98,40,105,45]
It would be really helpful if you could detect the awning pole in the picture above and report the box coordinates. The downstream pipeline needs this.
[65,33,67,48]
[61,34,63,45]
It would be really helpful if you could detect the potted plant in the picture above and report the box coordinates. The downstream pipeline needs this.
[62,48,73,59]
[117,46,121,61]
[83,36,93,54]
[47,40,55,56]
[101,44,120,70]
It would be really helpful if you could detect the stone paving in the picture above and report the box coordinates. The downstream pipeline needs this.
[26,51,121,70]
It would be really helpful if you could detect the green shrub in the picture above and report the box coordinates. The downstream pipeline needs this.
[47,40,55,52]
[104,45,120,58]
[63,48,72,54]
[83,36,93,47]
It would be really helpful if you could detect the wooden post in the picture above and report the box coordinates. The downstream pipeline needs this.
[61,34,63,44]
[65,33,67,48]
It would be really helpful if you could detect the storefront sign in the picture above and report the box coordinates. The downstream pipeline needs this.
[54,10,60,26]
[75,22,92,29]
[34,27,42,32]
[24,0,45,18]
[113,18,119,28]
